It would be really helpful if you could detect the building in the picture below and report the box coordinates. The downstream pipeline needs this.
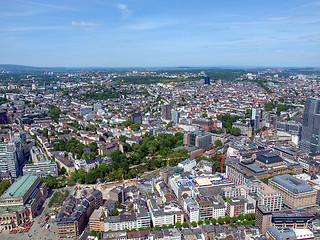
[109,186,125,203]
[131,112,142,124]
[251,108,261,131]
[266,226,297,240]
[80,107,93,117]
[171,110,180,124]
[269,174,317,209]
[56,190,103,238]
[0,142,19,178]
[204,76,210,85]
[300,97,320,153]
[89,206,106,232]
[192,118,215,132]
[0,175,47,232]
[23,146,57,177]
[255,205,273,234]
[184,131,212,148]
[104,212,137,231]
[161,104,172,121]
[147,199,184,227]
[225,197,254,217]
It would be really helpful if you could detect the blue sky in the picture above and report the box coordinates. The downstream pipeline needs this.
[1,0,320,67]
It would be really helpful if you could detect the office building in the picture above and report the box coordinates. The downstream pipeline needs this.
[0,142,19,178]
[251,108,261,131]
[300,97,320,153]
[80,107,93,117]
[131,112,142,124]
[109,186,125,203]
[171,110,180,123]
[93,103,102,112]
[204,76,210,85]
[161,104,172,121]
[269,174,317,209]
[23,146,57,177]
[184,131,212,148]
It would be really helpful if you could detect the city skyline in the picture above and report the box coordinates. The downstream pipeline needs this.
[1,0,320,67]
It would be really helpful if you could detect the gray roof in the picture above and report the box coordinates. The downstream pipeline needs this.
[271,174,314,194]
[266,227,296,240]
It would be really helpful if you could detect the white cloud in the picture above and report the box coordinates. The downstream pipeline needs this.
[117,3,130,18]
[71,22,99,27]
[262,16,293,21]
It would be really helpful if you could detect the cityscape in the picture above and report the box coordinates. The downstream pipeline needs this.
[0,66,319,240]
[1,0,320,240]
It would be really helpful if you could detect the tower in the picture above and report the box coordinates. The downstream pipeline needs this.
[161,104,172,121]
[300,97,320,153]
[204,76,210,85]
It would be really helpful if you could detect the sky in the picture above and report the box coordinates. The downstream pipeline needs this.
[0,0,320,68]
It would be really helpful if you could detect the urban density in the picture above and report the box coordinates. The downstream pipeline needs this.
[0,66,319,240]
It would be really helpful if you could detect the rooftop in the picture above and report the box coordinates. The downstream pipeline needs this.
[271,174,314,194]
[0,175,38,199]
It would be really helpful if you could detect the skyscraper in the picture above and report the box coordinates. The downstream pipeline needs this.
[171,110,180,123]
[300,97,320,153]
[161,104,172,120]
[204,76,210,85]
[251,108,261,131]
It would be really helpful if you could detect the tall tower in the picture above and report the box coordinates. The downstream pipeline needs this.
[300,97,320,153]
[204,76,210,85]
[251,108,261,131]
[161,104,172,121]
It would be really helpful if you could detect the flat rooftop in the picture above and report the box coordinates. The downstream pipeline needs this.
[0,175,38,199]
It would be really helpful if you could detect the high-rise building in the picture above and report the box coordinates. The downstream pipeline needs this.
[0,142,19,178]
[131,112,142,124]
[171,110,180,123]
[300,97,320,153]
[251,108,261,131]
[204,76,210,85]
[161,104,172,120]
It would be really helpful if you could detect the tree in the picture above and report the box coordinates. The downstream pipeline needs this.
[205,219,211,225]
[191,221,197,227]
[197,220,203,226]
[0,180,11,196]
[112,209,119,216]
[175,222,181,229]
[161,224,167,229]
[238,214,245,221]
[202,113,208,118]
[231,216,237,222]
[210,218,217,225]
[154,225,160,231]
[251,213,256,220]
[224,216,230,223]
[145,226,152,231]
[138,227,144,231]
[182,222,189,228]
[131,228,137,232]
[214,139,223,147]
[48,106,61,123]
[168,224,174,228]
[231,127,241,136]
[131,123,141,131]
[166,121,173,129]
[245,214,252,220]
[229,223,235,227]
[218,217,224,224]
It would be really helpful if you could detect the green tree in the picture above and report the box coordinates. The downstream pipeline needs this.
[218,217,224,224]
[231,127,241,136]
[245,214,252,220]
[131,228,137,232]
[224,216,230,223]
[238,214,245,221]
[48,106,61,123]
[175,222,181,229]
[145,226,152,231]
[112,209,119,216]
[191,221,197,227]
[131,123,141,131]
[231,216,237,222]
[251,213,256,220]
[205,219,211,225]
[202,113,208,118]
[161,224,167,229]
[197,220,203,226]
[0,180,11,196]
[229,223,235,227]
[182,222,189,228]
[154,225,160,231]
[168,224,174,228]
[166,121,174,129]
[214,139,223,147]
[210,218,217,225]
[138,227,144,231]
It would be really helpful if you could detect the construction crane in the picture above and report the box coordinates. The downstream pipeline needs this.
[163,156,188,167]
[135,169,141,184]
[212,155,227,173]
